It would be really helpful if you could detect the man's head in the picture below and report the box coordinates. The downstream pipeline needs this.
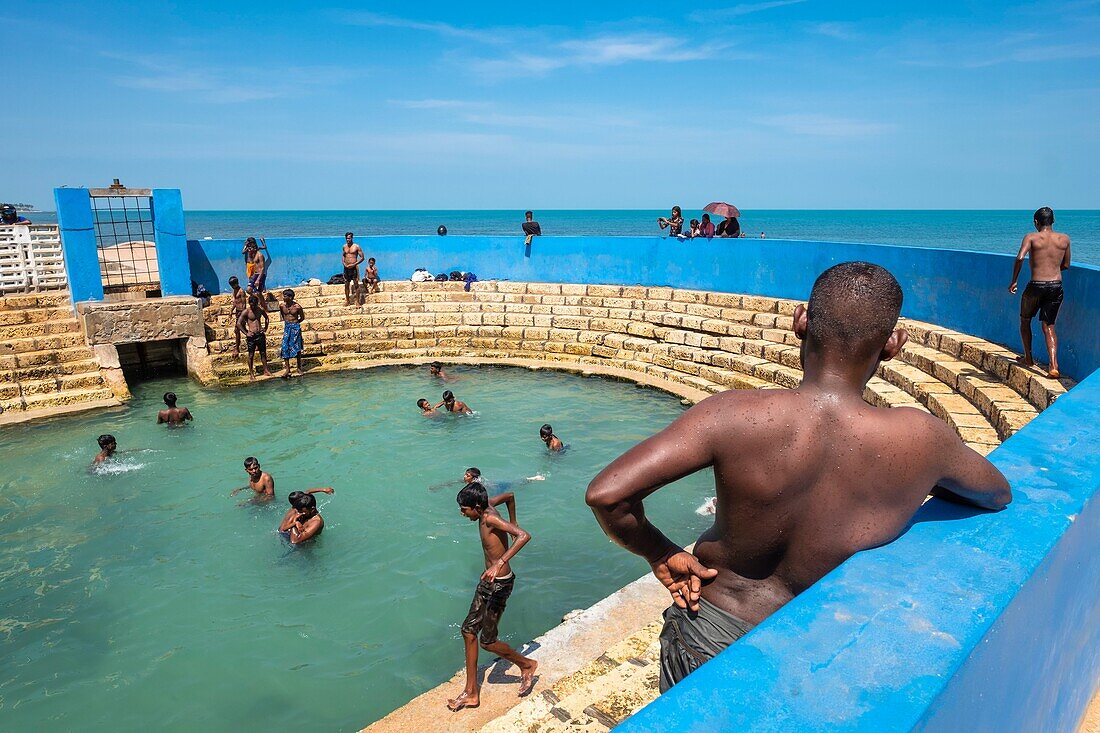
[244,456,262,479]
[163,392,177,407]
[794,261,907,370]
[282,288,294,303]
[1,204,17,223]
[525,211,534,221]
[345,231,354,243]
[464,467,481,484]
[97,434,116,451]
[248,295,259,309]
[245,236,257,250]
[1034,207,1055,230]
[289,490,318,516]
[368,257,376,266]
[540,424,554,443]
[457,481,489,520]
[229,276,240,290]
[417,398,431,411]
[429,361,443,375]
[443,390,455,406]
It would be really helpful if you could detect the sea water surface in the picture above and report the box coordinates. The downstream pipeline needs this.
[0,366,712,732]
[28,210,1100,264]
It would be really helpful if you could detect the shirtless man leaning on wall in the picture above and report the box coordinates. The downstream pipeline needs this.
[586,261,1012,692]
[1009,206,1071,379]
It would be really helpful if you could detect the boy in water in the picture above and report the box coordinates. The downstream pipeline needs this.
[278,488,334,544]
[237,295,272,380]
[429,361,451,380]
[539,424,563,452]
[364,257,380,295]
[417,398,437,416]
[93,434,117,464]
[449,482,538,711]
[278,289,306,379]
[234,456,276,500]
[341,232,364,306]
[229,275,247,357]
[586,262,1010,692]
[1008,206,1072,379]
[436,390,473,414]
[157,392,193,425]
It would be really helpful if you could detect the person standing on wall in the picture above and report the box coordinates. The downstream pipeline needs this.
[522,211,541,246]
[278,289,306,379]
[1008,206,1071,379]
[341,232,365,306]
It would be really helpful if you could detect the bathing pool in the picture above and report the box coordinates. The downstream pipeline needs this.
[0,365,715,731]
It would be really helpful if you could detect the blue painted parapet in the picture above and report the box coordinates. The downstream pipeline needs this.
[151,189,190,297]
[54,187,103,303]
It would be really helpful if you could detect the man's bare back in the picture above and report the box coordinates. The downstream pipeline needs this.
[157,406,193,425]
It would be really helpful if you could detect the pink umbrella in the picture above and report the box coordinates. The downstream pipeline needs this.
[703,202,741,219]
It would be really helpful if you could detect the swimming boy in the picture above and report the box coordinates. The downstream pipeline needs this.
[1009,206,1072,379]
[436,390,473,414]
[229,275,247,357]
[449,482,537,711]
[278,488,335,544]
[586,262,1011,692]
[539,424,563,451]
[234,456,276,500]
[278,289,306,379]
[237,295,272,380]
[417,398,437,416]
[157,392,193,425]
[428,361,452,380]
[342,232,364,306]
[364,257,380,295]
[93,434,117,464]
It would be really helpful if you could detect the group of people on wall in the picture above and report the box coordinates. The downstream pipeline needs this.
[657,206,764,240]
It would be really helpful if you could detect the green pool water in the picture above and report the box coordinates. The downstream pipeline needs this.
[0,365,715,732]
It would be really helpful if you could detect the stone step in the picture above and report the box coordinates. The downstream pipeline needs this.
[0,331,86,355]
[0,293,72,311]
[0,346,101,371]
[0,358,101,382]
[0,318,82,340]
[16,372,107,397]
[0,305,75,326]
[1,386,117,413]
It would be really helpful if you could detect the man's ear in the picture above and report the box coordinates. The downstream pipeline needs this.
[792,304,809,340]
[880,328,909,362]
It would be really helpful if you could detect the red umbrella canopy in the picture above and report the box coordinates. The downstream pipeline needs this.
[703,202,741,219]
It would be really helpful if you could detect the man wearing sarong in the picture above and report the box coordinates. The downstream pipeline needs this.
[278,289,305,379]
[586,262,1011,692]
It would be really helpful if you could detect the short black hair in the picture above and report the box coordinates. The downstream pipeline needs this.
[244,456,260,468]
[1034,207,1054,228]
[229,276,239,285]
[283,288,294,298]
[465,467,481,478]
[540,424,553,437]
[245,237,257,246]
[430,361,443,370]
[417,398,429,409]
[525,211,533,217]
[443,390,455,400]
[345,231,354,237]
[163,392,177,406]
[289,491,317,511]
[457,482,489,510]
[806,262,903,357]
[368,257,375,264]
[248,295,259,307]
[97,434,115,449]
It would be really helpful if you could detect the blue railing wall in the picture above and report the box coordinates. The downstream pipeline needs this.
[187,235,1100,379]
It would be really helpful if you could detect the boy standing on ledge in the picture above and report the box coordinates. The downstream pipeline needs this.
[586,262,1010,692]
[1009,206,1071,379]
[448,483,538,711]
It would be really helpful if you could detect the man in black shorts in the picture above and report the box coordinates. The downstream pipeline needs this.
[448,482,538,712]
[341,232,365,306]
[236,295,272,380]
[1009,207,1072,378]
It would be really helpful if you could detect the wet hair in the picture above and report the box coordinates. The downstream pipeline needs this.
[345,231,354,238]
[417,398,430,409]
[443,390,455,401]
[457,481,489,511]
[283,289,294,298]
[525,211,533,218]
[245,237,257,246]
[289,491,317,511]
[244,456,260,469]
[97,434,115,449]
[430,361,443,371]
[163,392,177,406]
[540,424,554,438]
[806,262,903,357]
[248,295,259,308]
[465,467,481,479]
[1034,207,1054,228]
[229,276,239,285]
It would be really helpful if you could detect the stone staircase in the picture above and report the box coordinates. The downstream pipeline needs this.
[0,294,121,420]
[201,282,1070,456]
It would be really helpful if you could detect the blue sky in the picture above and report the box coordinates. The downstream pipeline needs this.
[5,1,1099,209]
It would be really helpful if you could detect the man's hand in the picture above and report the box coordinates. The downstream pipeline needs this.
[1008,282,1018,294]
[481,560,504,583]
[650,551,718,612]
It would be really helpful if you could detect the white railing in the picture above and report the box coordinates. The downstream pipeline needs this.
[0,225,68,294]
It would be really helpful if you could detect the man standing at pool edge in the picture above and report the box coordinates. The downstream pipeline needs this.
[1009,206,1071,379]
[586,262,1011,693]
[278,289,306,378]
[449,483,538,711]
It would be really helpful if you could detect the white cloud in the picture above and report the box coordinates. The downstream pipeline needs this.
[689,0,808,22]
[334,10,504,44]
[756,114,896,137]
[388,99,486,110]
[808,21,859,40]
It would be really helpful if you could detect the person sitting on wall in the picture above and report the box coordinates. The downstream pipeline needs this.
[157,392,193,425]
[364,257,380,295]
[679,219,701,240]
[522,211,542,246]
[1,204,31,226]
[585,261,1011,693]
[237,294,272,380]
[658,206,684,237]
[715,216,741,238]
[1008,206,1071,379]
[698,213,716,239]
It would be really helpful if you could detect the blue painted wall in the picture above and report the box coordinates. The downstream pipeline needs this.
[187,235,1100,380]
[54,188,103,303]
[151,189,191,297]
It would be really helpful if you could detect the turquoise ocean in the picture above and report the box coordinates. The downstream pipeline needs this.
[30,209,1100,264]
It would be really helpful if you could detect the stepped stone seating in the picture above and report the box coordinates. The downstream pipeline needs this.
[202,281,1070,457]
[0,294,121,420]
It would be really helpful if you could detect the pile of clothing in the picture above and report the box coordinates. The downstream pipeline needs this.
[410,268,480,291]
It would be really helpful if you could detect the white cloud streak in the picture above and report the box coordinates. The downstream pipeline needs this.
[689,0,808,22]
[756,114,896,137]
